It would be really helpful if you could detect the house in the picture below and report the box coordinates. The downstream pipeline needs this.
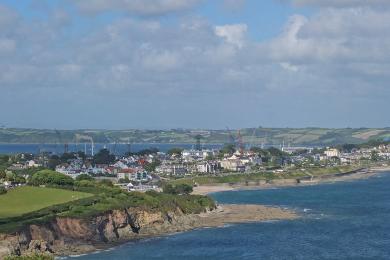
[155,165,188,176]
[324,149,340,158]
[27,160,40,168]
[117,168,150,181]
[196,162,220,174]
[220,155,245,172]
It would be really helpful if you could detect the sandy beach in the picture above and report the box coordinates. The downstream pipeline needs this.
[193,167,390,195]
[197,204,297,227]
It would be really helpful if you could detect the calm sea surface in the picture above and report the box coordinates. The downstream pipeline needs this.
[67,172,390,260]
[0,143,222,155]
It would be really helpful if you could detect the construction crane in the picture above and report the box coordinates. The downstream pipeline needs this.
[55,130,68,154]
[226,127,236,146]
[194,134,203,151]
[237,130,245,154]
[248,128,257,149]
[75,134,94,156]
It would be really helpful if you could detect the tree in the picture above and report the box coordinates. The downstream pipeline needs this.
[163,183,193,195]
[167,148,183,157]
[118,177,130,183]
[60,153,77,162]
[144,159,161,172]
[0,170,6,180]
[76,174,94,181]
[99,179,114,187]
[371,151,380,161]
[0,186,6,195]
[220,144,236,155]
[30,170,74,186]
[77,151,86,160]
[267,147,285,157]
[93,149,115,165]
[48,155,61,170]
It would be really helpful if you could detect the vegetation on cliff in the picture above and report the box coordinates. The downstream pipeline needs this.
[0,172,215,234]
[4,253,54,260]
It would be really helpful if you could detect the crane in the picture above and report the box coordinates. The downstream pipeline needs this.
[55,129,68,154]
[237,130,244,154]
[194,134,203,151]
[226,127,236,146]
[75,134,94,156]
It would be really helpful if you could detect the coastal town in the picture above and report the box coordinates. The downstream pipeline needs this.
[1,140,389,192]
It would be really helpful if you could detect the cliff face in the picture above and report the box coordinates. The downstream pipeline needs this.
[0,206,211,258]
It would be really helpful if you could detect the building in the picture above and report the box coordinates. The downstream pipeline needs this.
[117,168,150,182]
[324,149,340,158]
[196,162,220,174]
[220,155,246,172]
[155,165,188,176]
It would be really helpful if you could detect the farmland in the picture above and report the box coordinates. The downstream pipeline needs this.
[0,186,92,218]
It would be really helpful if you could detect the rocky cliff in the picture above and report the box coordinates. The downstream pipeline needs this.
[0,206,213,258]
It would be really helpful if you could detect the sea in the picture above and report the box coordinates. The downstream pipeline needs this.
[66,171,390,260]
[0,143,223,155]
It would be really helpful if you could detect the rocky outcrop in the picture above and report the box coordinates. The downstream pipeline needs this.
[0,206,213,258]
[0,204,297,259]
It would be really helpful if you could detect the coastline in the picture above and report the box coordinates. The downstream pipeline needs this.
[192,166,390,195]
[0,204,297,258]
[2,166,388,258]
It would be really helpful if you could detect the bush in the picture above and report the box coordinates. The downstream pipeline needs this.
[0,186,7,195]
[163,183,193,195]
[30,170,74,186]
[75,174,94,182]
[5,253,54,260]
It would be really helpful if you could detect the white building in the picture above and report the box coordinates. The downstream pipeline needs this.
[324,149,340,158]
[196,162,220,174]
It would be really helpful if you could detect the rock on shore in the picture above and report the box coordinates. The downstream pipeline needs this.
[0,204,296,258]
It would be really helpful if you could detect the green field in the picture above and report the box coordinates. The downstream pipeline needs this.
[1,127,389,146]
[0,186,92,218]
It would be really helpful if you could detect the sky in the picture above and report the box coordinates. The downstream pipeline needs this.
[0,0,389,130]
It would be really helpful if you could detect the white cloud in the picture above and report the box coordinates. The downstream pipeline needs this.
[215,24,247,48]
[223,0,246,10]
[290,0,390,8]
[71,0,202,16]
[1,2,390,128]
[0,38,16,55]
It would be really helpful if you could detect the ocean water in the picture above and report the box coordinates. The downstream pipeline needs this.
[0,143,222,155]
[69,172,390,260]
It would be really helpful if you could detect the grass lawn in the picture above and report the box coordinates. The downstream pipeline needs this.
[0,186,92,219]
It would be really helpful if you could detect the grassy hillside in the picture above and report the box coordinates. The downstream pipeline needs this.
[0,186,92,218]
[0,127,389,146]
[0,184,215,233]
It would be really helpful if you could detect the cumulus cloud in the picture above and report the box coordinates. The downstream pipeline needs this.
[71,0,202,16]
[0,1,389,128]
[0,5,18,29]
[215,24,247,48]
[290,0,390,8]
[223,0,246,10]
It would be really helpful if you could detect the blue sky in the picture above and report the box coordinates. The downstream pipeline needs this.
[0,0,389,129]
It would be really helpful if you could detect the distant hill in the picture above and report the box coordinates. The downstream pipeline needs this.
[0,127,389,146]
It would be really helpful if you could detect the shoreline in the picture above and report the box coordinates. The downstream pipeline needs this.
[0,204,297,258]
[66,204,297,257]
[192,166,390,195]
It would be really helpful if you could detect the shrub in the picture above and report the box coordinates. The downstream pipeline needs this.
[0,186,7,195]
[30,170,74,186]
[163,183,193,195]
[5,253,54,260]
[75,174,94,182]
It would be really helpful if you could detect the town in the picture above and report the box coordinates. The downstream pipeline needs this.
[1,139,389,193]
